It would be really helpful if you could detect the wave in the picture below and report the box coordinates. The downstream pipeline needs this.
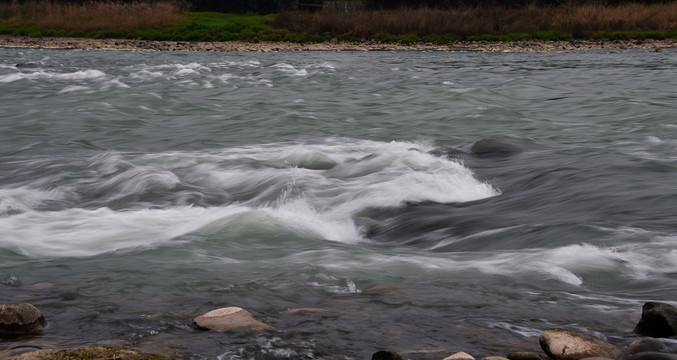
[0,69,107,83]
[0,139,498,258]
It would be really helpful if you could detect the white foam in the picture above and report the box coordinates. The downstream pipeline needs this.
[490,322,542,338]
[101,78,131,90]
[0,205,249,257]
[0,187,66,214]
[129,69,165,80]
[271,63,308,76]
[58,85,92,94]
[0,69,106,83]
[2,139,501,257]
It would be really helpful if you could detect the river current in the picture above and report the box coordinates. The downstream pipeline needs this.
[0,48,676,359]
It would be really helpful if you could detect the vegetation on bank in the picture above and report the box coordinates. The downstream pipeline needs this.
[0,1,676,44]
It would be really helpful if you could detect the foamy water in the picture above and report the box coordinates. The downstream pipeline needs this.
[1,48,676,359]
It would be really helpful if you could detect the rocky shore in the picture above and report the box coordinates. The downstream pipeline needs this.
[0,35,675,52]
[3,299,677,359]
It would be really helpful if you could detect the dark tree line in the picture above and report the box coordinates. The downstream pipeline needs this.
[190,0,674,13]
[2,0,672,13]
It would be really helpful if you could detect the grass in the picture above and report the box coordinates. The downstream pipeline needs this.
[0,7,286,42]
[0,1,186,31]
[0,1,676,43]
[272,2,677,43]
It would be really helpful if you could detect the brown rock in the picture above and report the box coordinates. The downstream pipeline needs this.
[4,346,172,359]
[482,357,509,360]
[634,302,677,338]
[539,329,620,360]
[442,352,476,360]
[193,307,273,332]
[0,302,47,336]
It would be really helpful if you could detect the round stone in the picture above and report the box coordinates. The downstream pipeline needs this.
[0,302,47,336]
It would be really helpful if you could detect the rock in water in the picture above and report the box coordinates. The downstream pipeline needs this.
[626,353,677,360]
[539,329,620,360]
[0,303,47,336]
[193,307,273,332]
[4,346,172,359]
[634,302,677,337]
[619,338,669,360]
[372,350,409,360]
[442,352,476,360]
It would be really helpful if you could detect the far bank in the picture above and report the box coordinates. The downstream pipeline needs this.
[0,35,675,52]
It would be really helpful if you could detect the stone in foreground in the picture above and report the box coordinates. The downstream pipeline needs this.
[0,302,47,336]
[4,346,172,360]
[193,306,273,332]
[443,352,476,360]
[634,302,677,338]
[539,328,620,360]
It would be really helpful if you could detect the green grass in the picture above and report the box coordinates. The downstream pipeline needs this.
[0,12,289,42]
[1,11,676,43]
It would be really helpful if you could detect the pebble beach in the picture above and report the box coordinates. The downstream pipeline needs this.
[0,35,675,52]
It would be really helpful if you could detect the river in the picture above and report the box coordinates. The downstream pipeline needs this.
[1,48,676,359]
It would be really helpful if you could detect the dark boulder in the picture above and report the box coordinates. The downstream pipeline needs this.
[627,352,677,360]
[0,303,47,336]
[634,302,677,338]
[372,350,409,360]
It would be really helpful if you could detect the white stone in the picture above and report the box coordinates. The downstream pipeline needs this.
[442,351,476,360]
[193,306,273,332]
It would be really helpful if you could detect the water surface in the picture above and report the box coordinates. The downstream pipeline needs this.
[1,48,676,359]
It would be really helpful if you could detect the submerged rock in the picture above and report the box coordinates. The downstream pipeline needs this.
[282,307,329,316]
[620,338,670,360]
[539,329,620,360]
[4,346,172,359]
[0,302,47,336]
[372,350,410,360]
[634,302,677,338]
[193,306,273,332]
[627,353,677,360]
[469,136,530,158]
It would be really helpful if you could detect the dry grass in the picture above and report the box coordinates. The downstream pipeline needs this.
[273,2,677,38]
[553,2,677,36]
[0,1,186,31]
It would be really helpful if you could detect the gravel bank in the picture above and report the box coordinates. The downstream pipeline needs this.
[1,35,675,52]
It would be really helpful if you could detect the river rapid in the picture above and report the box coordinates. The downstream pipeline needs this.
[1,48,676,359]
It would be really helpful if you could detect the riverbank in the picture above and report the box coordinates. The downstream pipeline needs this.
[0,35,675,52]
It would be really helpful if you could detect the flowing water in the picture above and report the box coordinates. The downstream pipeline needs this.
[0,48,676,359]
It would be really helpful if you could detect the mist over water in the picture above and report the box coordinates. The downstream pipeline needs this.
[1,48,676,359]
